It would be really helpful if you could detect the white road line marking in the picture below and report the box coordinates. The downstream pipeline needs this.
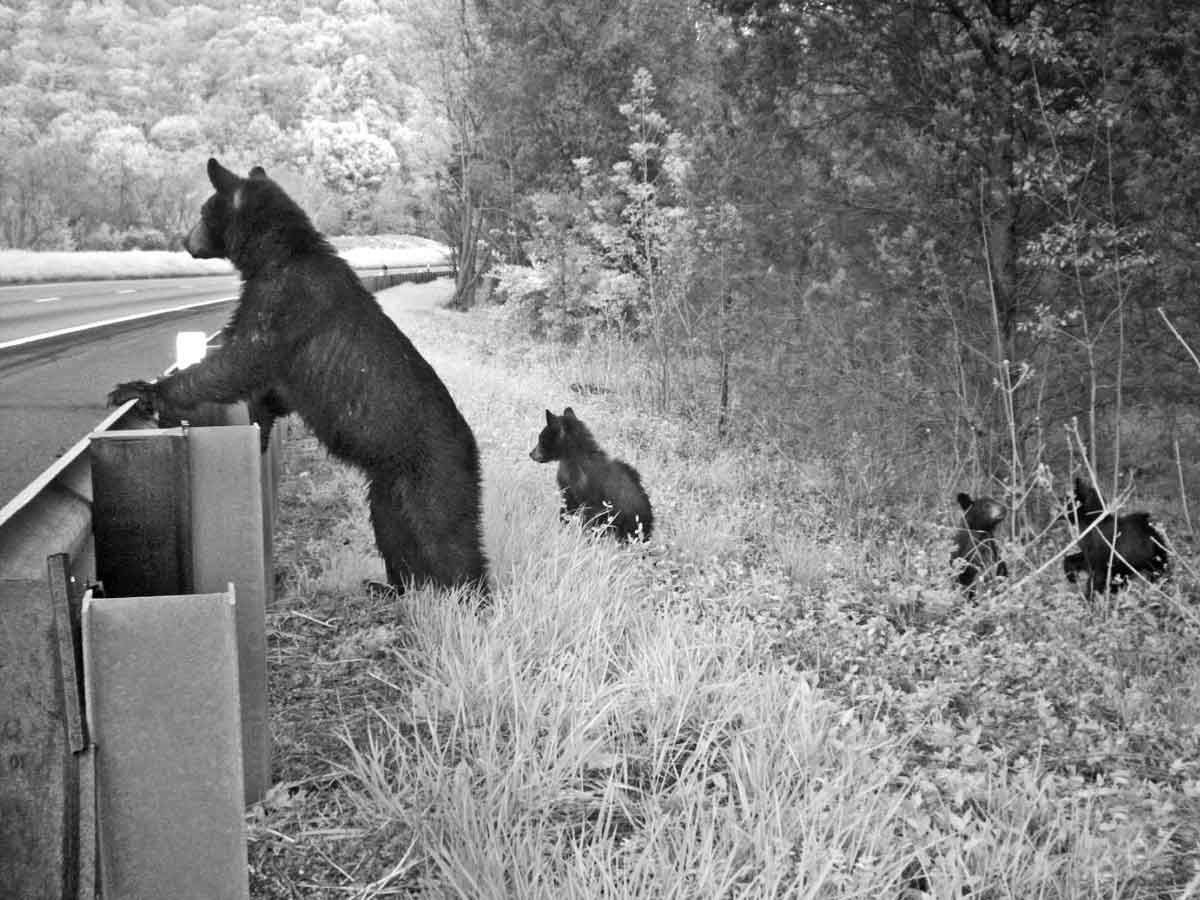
[0,295,237,351]
[116,288,136,294]
[33,296,61,304]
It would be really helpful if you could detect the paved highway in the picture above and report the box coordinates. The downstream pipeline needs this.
[0,274,239,346]
[0,277,239,508]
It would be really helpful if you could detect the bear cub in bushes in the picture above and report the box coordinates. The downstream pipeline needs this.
[530,407,653,541]
[1064,477,1167,597]
[110,158,488,594]
[950,492,1008,596]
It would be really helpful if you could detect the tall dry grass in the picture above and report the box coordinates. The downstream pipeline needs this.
[248,283,1196,897]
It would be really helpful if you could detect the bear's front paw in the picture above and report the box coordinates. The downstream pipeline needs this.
[108,379,159,415]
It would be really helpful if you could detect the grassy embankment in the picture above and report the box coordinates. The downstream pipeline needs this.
[0,236,449,284]
[244,281,1200,898]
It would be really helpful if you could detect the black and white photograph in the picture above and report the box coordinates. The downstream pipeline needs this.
[2,1,1198,897]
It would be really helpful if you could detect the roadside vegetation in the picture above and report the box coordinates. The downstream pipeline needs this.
[8,2,1200,893]
[244,282,1200,898]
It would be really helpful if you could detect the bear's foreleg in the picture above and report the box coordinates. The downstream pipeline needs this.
[110,341,269,420]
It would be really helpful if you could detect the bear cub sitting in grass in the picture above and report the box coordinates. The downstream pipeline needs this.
[530,407,653,542]
[110,158,488,594]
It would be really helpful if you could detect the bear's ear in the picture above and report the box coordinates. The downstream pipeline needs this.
[544,409,556,426]
[207,158,240,194]
[249,166,267,179]
[956,492,973,511]
[562,407,577,421]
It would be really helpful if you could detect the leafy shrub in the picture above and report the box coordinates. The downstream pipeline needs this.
[118,226,168,250]
[494,256,642,343]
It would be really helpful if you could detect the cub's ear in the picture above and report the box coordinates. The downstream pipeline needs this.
[207,158,240,193]
[562,407,577,421]
[956,492,973,511]
[249,165,267,179]
[544,409,556,426]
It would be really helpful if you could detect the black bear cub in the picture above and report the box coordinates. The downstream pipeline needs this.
[110,158,488,594]
[530,408,653,541]
[1064,477,1167,597]
[950,492,1008,596]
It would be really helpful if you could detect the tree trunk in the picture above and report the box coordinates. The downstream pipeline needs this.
[451,202,487,310]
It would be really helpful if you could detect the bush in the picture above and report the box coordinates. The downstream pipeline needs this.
[78,224,169,251]
[118,226,169,251]
[81,223,121,251]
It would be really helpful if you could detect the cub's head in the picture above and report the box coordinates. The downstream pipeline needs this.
[529,407,585,463]
[951,492,1009,592]
[1069,477,1105,524]
[957,492,1005,534]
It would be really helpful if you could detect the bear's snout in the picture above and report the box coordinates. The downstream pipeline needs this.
[184,222,219,259]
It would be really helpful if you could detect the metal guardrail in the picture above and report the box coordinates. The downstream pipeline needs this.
[0,265,452,896]
[0,401,144,577]
[358,265,452,290]
[0,266,451,530]
[0,265,451,358]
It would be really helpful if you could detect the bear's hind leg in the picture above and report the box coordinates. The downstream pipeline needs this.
[368,478,428,589]
[395,476,488,592]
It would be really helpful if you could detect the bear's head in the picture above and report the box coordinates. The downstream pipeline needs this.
[530,407,590,463]
[530,408,570,463]
[1068,477,1105,525]
[956,491,1005,534]
[185,158,248,259]
[184,158,317,266]
[951,491,1008,592]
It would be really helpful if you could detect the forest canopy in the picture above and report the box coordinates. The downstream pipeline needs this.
[0,0,433,247]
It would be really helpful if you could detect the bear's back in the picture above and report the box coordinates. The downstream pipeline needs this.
[561,454,652,540]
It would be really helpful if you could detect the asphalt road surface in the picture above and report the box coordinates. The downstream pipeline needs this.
[0,274,239,346]
[0,278,238,509]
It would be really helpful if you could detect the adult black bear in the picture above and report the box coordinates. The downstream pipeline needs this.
[950,492,1008,596]
[530,407,653,541]
[109,159,488,594]
[1065,478,1167,597]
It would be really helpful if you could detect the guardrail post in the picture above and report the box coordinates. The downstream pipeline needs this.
[89,422,271,805]
[83,586,248,899]
[186,425,271,803]
[0,407,115,899]
[91,430,193,598]
[0,561,84,898]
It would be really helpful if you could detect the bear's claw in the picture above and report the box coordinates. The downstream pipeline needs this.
[108,379,159,415]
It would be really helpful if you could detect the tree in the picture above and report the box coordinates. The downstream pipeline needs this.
[699,0,1200,490]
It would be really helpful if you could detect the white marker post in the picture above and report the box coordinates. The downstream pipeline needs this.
[175,331,208,370]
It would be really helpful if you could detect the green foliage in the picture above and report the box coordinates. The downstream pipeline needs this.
[495,70,722,416]
[457,0,1200,503]
[6,0,1191,498]
[0,0,437,247]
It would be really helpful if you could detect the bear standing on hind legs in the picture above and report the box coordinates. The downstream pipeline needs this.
[109,158,488,594]
[530,407,653,541]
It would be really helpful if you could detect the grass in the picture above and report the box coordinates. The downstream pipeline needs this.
[244,282,1200,898]
[0,236,449,285]
[0,248,235,283]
